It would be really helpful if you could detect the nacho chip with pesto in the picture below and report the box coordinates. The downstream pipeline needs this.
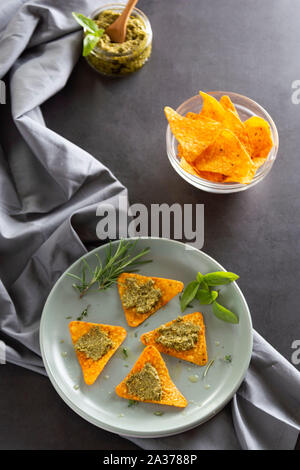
[140,312,208,366]
[118,273,184,327]
[115,345,188,407]
[195,128,255,180]
[164,106,221,162]
[69,321,127,385]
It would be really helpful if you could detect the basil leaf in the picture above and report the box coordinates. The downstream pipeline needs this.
[72,12,99,33]
[200,279,209,291]
[212,301,239,324]
[180,280,200,312]
[83,33,100,56]
[94,28,105,37]
[196,272,203,283]
[196,289,218,305]
[203,271,239,286]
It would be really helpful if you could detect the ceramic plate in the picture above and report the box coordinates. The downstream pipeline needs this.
[40,237,252,438]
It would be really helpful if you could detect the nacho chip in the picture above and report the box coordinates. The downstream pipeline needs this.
[195,128,255,180]
[244,116,273,159]
[200,92,252,155]
[69,321,127,385]
[185,111,201,120]
[118,273,183,327]
[199,91,225,122]
[220,95,239,117]
[179,155,199,176]
[115,345,188,407]
[164,106,221,162]
[197,170,226,182]
[180,154,226,182]
[224,155,266,183]
[140,312,207,366]
[222,108,252,155]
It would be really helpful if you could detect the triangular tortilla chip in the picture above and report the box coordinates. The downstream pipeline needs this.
[69,321,127,385]
[195,128,255,180]
[140,312,207,366]
[180,155,226,182]
[199,91,226,122]
[115,345,187,407]
[118,273,183,327]
[164,106,221,162]
[185,111,201,120]
[220,95,239,117]
[200,92,252,155]
[224,156,266,184]
[222,109,252,155]
[244,116,273,160]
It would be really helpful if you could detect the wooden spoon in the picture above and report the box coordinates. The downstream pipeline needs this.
[105,0,139,43]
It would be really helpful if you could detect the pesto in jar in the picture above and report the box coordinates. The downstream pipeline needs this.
[74,326,113,361]
[126,362,162,401]
[122,277,162,314]
[86,9,152,76]
[155,317,200,352]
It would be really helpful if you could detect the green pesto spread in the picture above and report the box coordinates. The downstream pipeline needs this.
[86,10,151,76]
[95,10,147,55]
[122,277,162,314]
[126,362,162,401]
[155,317,200,352]
[74,326,113,361]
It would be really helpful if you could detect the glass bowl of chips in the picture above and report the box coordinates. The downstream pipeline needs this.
[165,91,279,194]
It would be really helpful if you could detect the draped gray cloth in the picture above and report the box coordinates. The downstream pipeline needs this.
[0,0,299,450]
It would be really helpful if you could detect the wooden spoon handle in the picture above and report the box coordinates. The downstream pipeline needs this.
[121,0,139,24]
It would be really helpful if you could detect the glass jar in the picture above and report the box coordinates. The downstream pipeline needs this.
[85,3,152,77]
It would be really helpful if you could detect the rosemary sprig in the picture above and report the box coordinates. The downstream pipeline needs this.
[67,239,151,298]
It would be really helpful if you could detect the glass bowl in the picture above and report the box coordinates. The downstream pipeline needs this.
[85,3,152,77]
[166,91,279,194]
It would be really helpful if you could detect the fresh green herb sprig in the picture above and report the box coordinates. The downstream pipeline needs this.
[67,239,152,298]
[180,271,239,324]
[72,12,104,56]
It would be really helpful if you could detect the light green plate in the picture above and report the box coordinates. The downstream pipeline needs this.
[40,237,252,438]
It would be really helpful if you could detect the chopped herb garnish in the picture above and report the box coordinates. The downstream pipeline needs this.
[153,411,164,416]
[224,354,232,363]
[76,305,90,321]
[122,348,128,359]
[203,359,215,378]
[128,399,139,408]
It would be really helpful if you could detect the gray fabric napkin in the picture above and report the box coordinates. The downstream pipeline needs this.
[0,0,299,450]
[0,0,129,373]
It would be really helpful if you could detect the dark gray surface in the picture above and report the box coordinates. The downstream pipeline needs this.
[0,0,299,450]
